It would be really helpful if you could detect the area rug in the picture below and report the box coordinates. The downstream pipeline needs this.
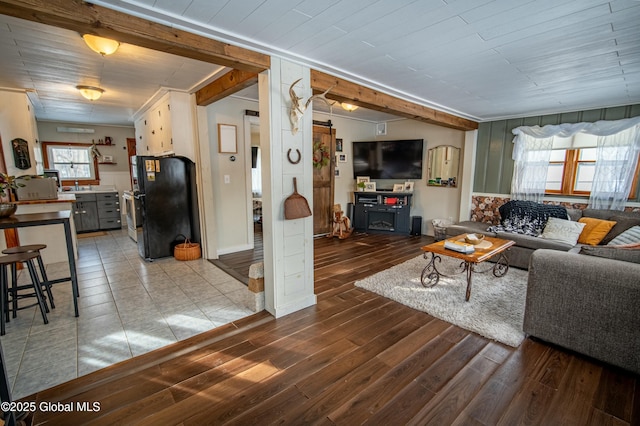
[354,254,527,347]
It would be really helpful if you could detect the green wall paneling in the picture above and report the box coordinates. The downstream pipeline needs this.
[474,104,640,195]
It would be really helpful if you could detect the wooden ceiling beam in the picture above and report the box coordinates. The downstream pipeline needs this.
[311,70,478,131]
[195,70,258,106]
[0,0,270,73]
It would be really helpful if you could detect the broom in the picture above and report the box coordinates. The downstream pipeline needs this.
[284,177,312,220]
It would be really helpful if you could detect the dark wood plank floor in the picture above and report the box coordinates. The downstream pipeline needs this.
[212,223,263,284]
[25,232,640,425]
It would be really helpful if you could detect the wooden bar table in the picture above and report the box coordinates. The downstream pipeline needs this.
[0,211,79,317]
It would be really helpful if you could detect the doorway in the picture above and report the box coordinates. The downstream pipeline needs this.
[312,123,336,236]
[126,137,136,189]
[244,114,261,250]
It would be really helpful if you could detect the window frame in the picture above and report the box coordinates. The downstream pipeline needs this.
[545,147,640,198]
[41,142,100,186]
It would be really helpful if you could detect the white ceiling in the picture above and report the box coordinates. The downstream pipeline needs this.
[0,14,227,126]
[1,0,639,127]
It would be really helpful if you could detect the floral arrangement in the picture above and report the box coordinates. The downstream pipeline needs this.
[0,173,22,200]
[312,140,331,169]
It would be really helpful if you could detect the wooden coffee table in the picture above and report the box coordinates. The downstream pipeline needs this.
[420,234,515,301]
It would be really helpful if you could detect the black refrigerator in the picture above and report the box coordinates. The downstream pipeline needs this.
[135,155,201,260]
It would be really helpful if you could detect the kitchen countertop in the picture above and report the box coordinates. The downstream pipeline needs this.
[15,193,76,205]
[62,186,118,194]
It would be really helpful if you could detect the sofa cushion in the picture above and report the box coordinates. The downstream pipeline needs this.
[607,225,640,246]
[445,221,497,238]
[495,231,573,251]
[601,215,640,245]
[567,208,583,222]
[577,217,617,245]
[579,245,640,264]
[539,217,585,245]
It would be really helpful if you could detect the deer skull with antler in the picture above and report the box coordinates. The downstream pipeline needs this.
[289,78,336,135]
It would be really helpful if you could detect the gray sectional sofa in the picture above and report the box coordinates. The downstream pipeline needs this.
[445,203,640,374]
[525,249,640,374]
[445,207,640,270]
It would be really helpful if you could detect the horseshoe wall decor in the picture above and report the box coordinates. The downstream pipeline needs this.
[287,148,301,164]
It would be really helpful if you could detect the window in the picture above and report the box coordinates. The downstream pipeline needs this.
[42,142,99,184]
[545,148,597,195]
[512,117,640,209]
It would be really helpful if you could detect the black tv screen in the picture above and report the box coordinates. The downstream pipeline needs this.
[352,139,424,179]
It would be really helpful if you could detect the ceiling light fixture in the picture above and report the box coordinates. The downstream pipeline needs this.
[82,34,120,56]
[76,85,104,101]
[341,103,359,112]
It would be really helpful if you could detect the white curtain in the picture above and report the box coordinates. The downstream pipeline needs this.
[590,125,640,210]
[512,116,640,209]
[251,147,262,197]
[510,134,553,202]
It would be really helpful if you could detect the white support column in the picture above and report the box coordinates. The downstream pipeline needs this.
[459,129,478,221]
[259,58,316,318]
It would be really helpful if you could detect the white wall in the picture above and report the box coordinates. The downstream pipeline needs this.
[37,121,134,175]
[0,90,39,177]
[37,121,135,225]
[201,98,467,257]
[203,96,259,255]
[313,111,466,235]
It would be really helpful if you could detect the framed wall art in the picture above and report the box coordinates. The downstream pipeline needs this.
[218,124,237,154]
[11,138,31,170]
[364,182,377,192]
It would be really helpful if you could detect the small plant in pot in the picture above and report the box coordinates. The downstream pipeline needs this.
[357,181,366,192]
[0,173,22,217]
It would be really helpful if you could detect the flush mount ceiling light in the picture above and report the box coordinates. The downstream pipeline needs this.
[82,34,120,56]
[341,103,359,112]
[76,85,104,101]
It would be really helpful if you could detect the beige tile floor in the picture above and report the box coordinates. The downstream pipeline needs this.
[0,229,255,400]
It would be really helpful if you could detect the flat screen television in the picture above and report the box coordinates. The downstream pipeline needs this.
[352,139,424,179]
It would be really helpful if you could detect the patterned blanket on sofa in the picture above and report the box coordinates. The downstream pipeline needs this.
[487,200,569,237]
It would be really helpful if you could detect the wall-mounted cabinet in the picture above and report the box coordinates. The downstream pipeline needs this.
[134,91,195,160]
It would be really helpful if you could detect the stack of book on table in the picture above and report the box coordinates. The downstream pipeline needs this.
[444,240,475,254]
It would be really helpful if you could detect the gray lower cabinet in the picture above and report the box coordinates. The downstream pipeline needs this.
[97,193,122,230]
[74,193,99,232]
[74,192,122,233]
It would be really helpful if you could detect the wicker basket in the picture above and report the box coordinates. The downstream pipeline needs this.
[174,237,201,261]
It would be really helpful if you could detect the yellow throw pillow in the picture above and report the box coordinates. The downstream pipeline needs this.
[577,217,617,245]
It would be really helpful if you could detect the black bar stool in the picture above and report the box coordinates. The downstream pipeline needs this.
[0,252,49,336]
[2,244,54,316]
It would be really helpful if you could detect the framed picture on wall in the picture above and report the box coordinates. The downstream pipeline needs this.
[336,138,343,152]
[218,124,237,153]
[338,154,347,163]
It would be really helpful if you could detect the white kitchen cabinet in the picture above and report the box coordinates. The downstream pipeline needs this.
[133,91,195,160]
